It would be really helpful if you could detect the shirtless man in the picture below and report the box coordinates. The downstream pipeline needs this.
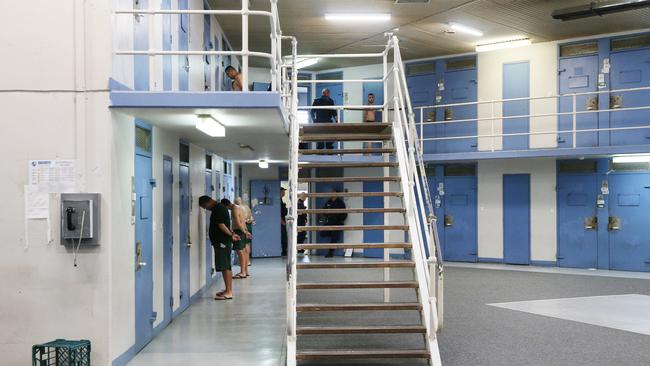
[235,197,254,265]
[221,198,251,278]
[363,93,379,152]
[225,66,243,91]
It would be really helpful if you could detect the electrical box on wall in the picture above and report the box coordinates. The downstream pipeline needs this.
[61,193,101,245]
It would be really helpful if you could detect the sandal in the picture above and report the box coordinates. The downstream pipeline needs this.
[233,273,247,279]
[214,294,232,301]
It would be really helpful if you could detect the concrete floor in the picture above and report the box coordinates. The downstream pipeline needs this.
[128,257,650,366]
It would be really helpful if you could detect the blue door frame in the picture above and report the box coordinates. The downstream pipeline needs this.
[161,156,174,328]
[178,0,189,91]
[503,174,531,264]
[205,170,214,284]
[178,163,191,313]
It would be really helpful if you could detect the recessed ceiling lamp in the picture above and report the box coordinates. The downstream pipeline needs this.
[476,37,531,52]
[196,114,225,137]
[325,13,391,22]
[449,22,484,37]
[258,160,269,169]
[612,154,650,163]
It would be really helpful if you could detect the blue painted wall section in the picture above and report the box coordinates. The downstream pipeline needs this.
[363,181,384,258]
[503,174,531,264]
[503,62,530,150]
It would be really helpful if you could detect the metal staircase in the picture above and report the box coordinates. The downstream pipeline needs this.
[284,35,444,366]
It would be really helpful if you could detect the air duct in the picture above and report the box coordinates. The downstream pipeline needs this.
[552,0,650,21]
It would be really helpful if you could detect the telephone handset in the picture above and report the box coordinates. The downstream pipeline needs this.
[66,207,77,231]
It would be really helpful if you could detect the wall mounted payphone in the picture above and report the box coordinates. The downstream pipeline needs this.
[60,193,101,245]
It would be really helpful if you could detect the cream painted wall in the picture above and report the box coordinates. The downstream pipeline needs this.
[477,41,559,151]
[477,158,557,262]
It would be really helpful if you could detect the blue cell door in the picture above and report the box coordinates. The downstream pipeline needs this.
[203,14,212,91]
[250,180,281,257]
[503,174,531,264]
[134,153,154,351]
[407,72,438,154]
[442,176,478,262]
[558,55,599,147]
[178,164,191,312]
[363,181,384,258]
[133,0,149,91]
[223,174,234,201]
[362,79,385,122]
[178,0,189,91]
[162,157,173,326]
[608,173,650,272]
[205,170,214,284]
[442,68,477,153]
[162,0,172,91]
[557,173,599,268]
[503,62,530,150]
[610,48,650,146]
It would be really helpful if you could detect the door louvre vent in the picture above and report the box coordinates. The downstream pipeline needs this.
[560,42,598,57]
[135,126,151,152]
[611,34,650,51]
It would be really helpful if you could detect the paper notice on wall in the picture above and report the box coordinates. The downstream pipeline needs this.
[28,160,77,193]
[25,185,49,219]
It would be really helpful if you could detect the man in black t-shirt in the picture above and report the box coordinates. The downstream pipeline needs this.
[280,188,288,256]
[199,195,241,300]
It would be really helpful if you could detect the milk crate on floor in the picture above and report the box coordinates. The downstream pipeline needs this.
[32,339,91,366]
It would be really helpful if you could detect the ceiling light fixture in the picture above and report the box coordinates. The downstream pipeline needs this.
[612,154,650,163]
[476,37,531,52]
[325,13,391,22]
[449,22,484,37]
[295,58,319,69]
[196,114,225,137]
[258,160,269,169]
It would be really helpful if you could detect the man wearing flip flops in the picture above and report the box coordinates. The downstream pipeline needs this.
[199,195,241,301]
[221,198,252,279]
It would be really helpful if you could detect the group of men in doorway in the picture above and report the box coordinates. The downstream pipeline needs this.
[198,195,254,301]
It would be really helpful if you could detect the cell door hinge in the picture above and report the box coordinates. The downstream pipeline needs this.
[170,296,174,308]
[150,178,157,187]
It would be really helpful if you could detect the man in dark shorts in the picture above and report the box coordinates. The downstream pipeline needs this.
[199,195,241,300]
[221,198,251,278]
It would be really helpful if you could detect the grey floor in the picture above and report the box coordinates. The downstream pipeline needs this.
[128,257,650,366]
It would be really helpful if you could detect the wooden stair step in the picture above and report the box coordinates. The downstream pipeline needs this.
[298,176,400,183]
[296,349,430,360]
[299,148,396,155]
[297,281,418,289]
[297,261,414,269]
[296,303,422,312]
[299,161,397,169]
[300,123,391,135]
[298,208,405,214]
[303,191,402,198]
[298,225,409,232]
[297,325,426,335]
[297,243,411,250]
[300,133,392,142]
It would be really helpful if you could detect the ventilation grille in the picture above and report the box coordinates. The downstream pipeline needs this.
[610,161,650,172]
[135,126,151,152]
[444,164,476,176]
[446,58,476,71]
[611,34,650,51]
[180,143,190,163]
[558,160,597,173]
[406,62,435,76]
[560,42,598,57]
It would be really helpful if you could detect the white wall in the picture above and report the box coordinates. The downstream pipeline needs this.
[477,158,557,262]
[477,41,559,151]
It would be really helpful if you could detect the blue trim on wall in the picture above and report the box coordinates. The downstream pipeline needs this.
[112,344,137,366]
[110,91,282,109]
[531,260,558,267]
[478,257,504,264]
[423,144,650,162]
[109,78,132,91]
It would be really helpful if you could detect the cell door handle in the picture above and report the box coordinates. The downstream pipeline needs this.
[608,216,621,231]
[444,214,453,227]
[610,95,622,109]
[138,262,147,267]
[584,216,597,230]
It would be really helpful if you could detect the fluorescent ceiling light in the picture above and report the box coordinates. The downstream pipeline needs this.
[196,114,225,137]
[612,155,650,163]
[325,13,391,22]
[258,160,269,169]
[295,58,319,69]
[476,37,531,52]
[449,23,483,37]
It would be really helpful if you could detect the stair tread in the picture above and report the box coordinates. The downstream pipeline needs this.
[299,148,396,155]
[297,325,426,334]
[298,208,405,214]
[301,123,392,135]
[296,302,422,311]
[298,225,409,232]
[301,133,392,142]
[296,349,430,359]
[303,191,403,198]
[299,162,397,168]
[297,261,414,269]
[297,243,411,249]
[297,281,418,289]
[298,176,400,183]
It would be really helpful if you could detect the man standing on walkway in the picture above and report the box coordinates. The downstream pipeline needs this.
[225,66,243,91]
[280,187,288,256]
[323,189,347,258]
[222,198,252,278]
[297,193,308,254]
[311,88,338,150]
[199,196,241,300]
[235,197,254,264]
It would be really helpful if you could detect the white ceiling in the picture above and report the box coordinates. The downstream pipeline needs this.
[114,108,289,161]
[210,0,650,69]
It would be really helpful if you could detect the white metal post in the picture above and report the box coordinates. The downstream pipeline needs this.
[491,102,495,152]
[572,94,577,148]
[241,0,249,91]
[420,109,424,152]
